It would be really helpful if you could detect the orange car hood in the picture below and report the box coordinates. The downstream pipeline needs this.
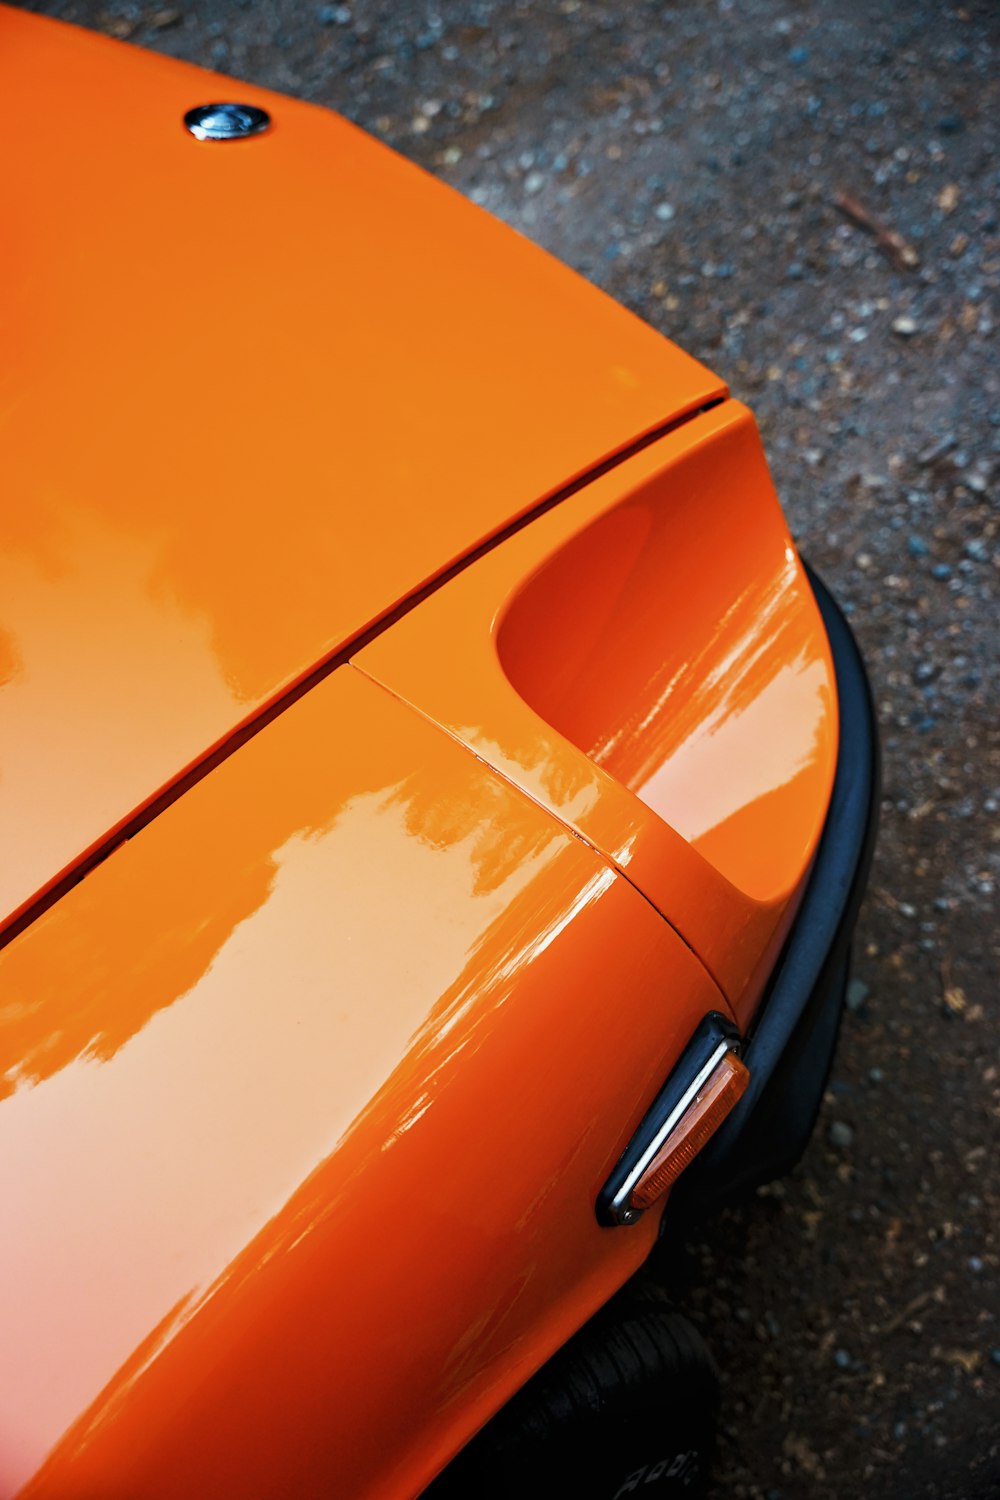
[0,9,724,937]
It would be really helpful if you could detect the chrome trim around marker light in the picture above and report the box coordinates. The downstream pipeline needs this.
[596,1011,743,1229]
[607,1038,735,1225]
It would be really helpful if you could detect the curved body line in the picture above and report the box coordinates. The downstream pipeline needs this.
[352,663,710,974]
[0,398,722,957]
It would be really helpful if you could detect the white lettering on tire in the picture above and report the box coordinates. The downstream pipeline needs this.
[611,1452,700,1498]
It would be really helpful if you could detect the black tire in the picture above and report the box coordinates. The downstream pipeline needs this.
[425,1281,719,1500]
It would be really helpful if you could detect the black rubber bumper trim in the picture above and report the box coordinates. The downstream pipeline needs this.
[668,564,880,1216]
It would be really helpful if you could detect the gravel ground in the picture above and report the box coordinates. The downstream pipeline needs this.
[19,0,1000,1494]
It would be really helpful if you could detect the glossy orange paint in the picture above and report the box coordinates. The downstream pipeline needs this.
[0,665,729,1500]
[0,7,725,941]
[355,401,838,1021]
[1,12,845,1497]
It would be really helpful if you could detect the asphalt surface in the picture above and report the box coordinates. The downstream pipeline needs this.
[20,1,1000,1495]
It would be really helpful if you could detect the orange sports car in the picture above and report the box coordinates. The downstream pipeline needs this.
[0,10,877,1499]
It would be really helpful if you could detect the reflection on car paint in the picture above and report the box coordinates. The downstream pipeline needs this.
[356,402,838,1018]
[0,506,244,931]
[0,666,725,1497]
[0,5,724,943]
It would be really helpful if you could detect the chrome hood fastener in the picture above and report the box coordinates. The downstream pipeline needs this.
[184,103,271,141]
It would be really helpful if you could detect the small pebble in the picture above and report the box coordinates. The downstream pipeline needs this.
[829,1121,854,1149]
[892,316,918,337]
[846,978,870,1012]
[918,434,956,466]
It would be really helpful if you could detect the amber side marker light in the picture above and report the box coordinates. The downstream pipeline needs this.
[629,1051,748,1211]
[598,1013,748,1227]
